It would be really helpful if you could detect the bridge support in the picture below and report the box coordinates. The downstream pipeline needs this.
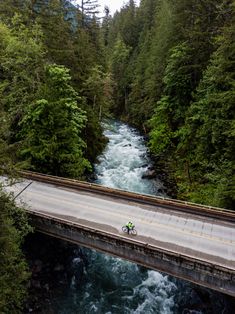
[28,211,235,297]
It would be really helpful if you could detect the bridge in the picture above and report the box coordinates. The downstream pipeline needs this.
[5,171,235,297]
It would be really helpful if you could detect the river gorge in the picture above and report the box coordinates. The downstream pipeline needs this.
[24,120,234,314]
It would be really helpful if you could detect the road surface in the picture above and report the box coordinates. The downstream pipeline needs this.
[4,178,235,270]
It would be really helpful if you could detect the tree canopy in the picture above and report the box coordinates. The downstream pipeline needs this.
[0,1,234,311]
[20,64,91,177]
[105,0,235,209]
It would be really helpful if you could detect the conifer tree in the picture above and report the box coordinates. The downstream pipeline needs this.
[102,6,112,46]
[0,0,27,23]
[75,0,100,27]
[20,64,91,178]
[0,76,31,314]
[128,0,173,127]
[0,16,45,143]
[0,192,31,313]
[110,36,130,115]
[182,8,235,208]
[36,0,76,66]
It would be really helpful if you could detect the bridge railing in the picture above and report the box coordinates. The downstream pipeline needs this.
[20,170,235,223]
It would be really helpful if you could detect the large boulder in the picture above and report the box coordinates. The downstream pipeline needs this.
[141,169,156,179]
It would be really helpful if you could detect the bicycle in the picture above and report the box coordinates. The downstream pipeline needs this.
[122,225,137,235]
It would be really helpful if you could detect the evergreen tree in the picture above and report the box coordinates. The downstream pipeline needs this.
[0,192,31,313]
[36,0,76,67]
[149,42,194,155]
[128,0,174,127]
[83,65,113,119]
[0,16,45,143]
[20,64,91,178]
[102,6,112,47]
[76,0,100,28]
[0,0,28,23]
[0,84,31,313]
[182,8,235,208]
[110,36,130,116]
[117,0,139,48]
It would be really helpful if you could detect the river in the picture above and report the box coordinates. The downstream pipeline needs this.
[25,120,233,313]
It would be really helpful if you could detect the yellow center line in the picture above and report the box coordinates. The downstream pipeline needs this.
[25,189,235,247]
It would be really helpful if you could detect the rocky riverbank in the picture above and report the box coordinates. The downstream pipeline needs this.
[141,158,178,198]
[22,121,235,313]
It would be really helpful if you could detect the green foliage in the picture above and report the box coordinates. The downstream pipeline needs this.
[36,0,76,66]
[80,0,100,28]
[0,15,45,106]
[149,42,193,155]
[0,16,45,147]
[187,165,235,209]
[0,108,12,173]
[33,1,107,165]
[142,0,174,107]
[0,0,234,211]
[0,0,28,23]
[116,0,139,48]
[0,33,28,176]
[149,96,174,155]
[106,0,235,209]
[83,65,113,119]
[110,36,130,115]
[0,191,32,313]
[182,12,235,208]
[106,0,140,52]
[0,108,26,176]
[0,3,108,176]
[0,5,116,309]
[110,0,175,127]
[0,19,32,312]
[20,64,91,178]
[163,43,192,100]
[81,106,108,163]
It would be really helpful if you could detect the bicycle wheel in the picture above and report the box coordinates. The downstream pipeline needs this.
[130,228,137,235]
[122,226,128,233]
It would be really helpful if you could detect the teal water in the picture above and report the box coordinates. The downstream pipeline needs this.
[46,120,231,314]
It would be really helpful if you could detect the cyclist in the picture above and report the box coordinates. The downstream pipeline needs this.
[126,221,135,234]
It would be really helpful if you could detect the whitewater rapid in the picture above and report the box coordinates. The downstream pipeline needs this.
[51,120,227,314]
[94,120,165,195]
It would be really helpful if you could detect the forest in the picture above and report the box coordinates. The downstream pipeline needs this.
[0,0,234,311]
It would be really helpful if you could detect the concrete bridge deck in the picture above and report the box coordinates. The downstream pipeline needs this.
[4,173,235,296]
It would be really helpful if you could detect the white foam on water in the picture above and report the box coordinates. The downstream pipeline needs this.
[130,271,176,314]
[88,120,176,313]
[94,120,165,195]
[41,120,228,314]
[79,249,177,314]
